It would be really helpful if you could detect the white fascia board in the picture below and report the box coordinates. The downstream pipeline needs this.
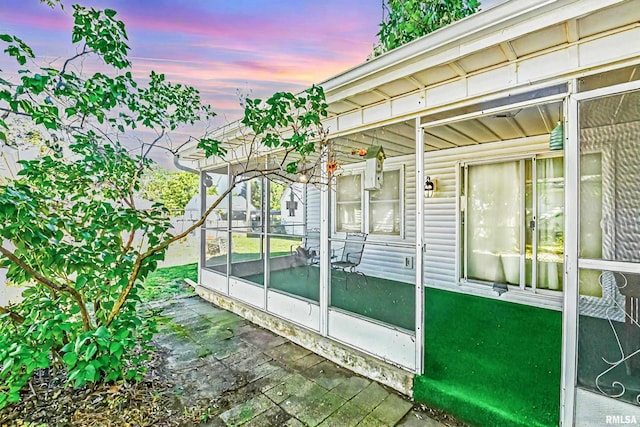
[322,0,624,103]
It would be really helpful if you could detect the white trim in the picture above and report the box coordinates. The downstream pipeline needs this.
[320,150,330,336]
[572,79,640,101]
[267,290,320,332]
[200,268,228,294]
[415,118,425,375]
[328,308,416,371]
[229,277,264,309]
[561,80,579,427]
[578,259,640,274]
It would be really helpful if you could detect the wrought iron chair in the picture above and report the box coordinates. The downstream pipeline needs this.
[291,228,320,272]
[331,232,368,287]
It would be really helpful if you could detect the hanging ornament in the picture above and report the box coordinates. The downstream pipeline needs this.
[326,161,338,177]
[549,121,563,151]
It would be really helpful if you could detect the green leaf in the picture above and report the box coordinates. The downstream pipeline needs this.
[109,341,123,355]
[63,351,78,367]
[84,342,97,360]
[94,325,110,339]
[0,34,12,43]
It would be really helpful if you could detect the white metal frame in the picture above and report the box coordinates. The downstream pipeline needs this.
[561,78,640,427]
[415,118,425,374]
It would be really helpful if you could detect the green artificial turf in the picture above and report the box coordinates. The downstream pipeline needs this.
[242,266,415,331]
[414,288,562,427]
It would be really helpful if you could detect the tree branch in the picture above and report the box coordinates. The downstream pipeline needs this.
[0,246,93,331]
[0,305,24,324]
[106,175,241,326]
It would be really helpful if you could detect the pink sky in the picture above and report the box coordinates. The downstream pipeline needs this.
[0,0,498,167]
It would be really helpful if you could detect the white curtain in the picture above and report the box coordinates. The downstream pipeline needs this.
[467,162,521,284]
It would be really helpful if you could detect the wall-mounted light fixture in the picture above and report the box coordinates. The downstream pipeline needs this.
[424,176,436,198]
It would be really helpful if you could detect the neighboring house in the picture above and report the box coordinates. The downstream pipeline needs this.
[178,1,640,425]
[279,185,305,236]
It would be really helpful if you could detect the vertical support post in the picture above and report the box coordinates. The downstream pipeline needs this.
[532,157,538,293]
[560,82,578,427]
[519,159,526,289]
[199,169,207,285]
[415,118,425,374]
[264,178,270,309]
[226,166,232,295]
[319,146,330,336]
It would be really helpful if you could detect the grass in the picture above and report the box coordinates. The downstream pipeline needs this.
[141,263,198,302]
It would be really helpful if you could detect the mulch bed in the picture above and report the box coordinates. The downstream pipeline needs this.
[0,347,209,427]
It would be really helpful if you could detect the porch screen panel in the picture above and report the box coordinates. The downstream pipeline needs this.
[577,89,640,414]
[466,161,521,284]
[230,177,264,286]
[202,170,229,272]
[267,182,318,302]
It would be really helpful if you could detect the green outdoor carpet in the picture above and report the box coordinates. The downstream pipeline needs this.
[414,287,562,427]
[242,266,415,331]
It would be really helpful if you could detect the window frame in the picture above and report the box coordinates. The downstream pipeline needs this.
[333,166,405,239]
[459,154,564,295]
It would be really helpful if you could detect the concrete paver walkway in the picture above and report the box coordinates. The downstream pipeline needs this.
[152,294,447,427]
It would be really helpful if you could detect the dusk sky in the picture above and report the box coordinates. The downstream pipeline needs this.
[0,0,499,166]
[0,0,382,122]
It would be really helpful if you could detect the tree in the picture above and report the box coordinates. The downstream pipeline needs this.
[375,0,481,55]
[139,167,199,215]
[0,2,328,408]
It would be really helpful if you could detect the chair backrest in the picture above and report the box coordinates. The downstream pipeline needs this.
[305,228,320,252]
[340,232,367,264]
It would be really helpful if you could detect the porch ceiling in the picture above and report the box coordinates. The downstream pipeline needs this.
[423,102,563,150]
[331,120,416,165]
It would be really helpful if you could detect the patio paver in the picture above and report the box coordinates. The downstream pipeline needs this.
[152,293,450,426]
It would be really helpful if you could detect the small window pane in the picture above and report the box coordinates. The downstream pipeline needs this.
[370,201,400,234]
[336,175,362,232]
[371,170,400,201]
[336,175,361,202]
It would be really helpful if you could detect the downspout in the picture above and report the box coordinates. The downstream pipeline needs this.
[173,154,198,174]
[173,154,207,285]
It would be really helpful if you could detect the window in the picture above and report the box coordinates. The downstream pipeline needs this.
[461,157,564,291]
[336,169,403,236]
